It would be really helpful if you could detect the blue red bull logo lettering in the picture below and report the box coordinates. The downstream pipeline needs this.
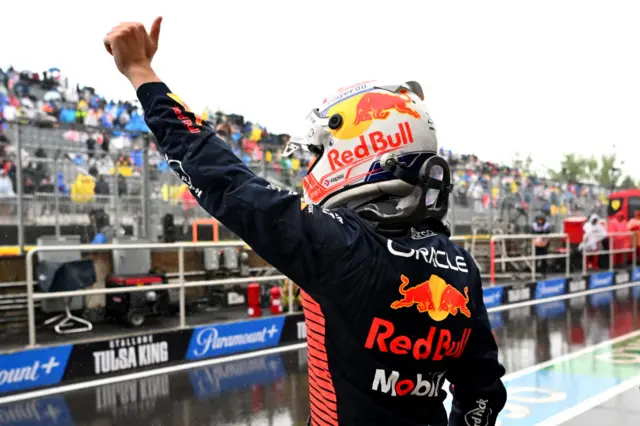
[390,274,470,321]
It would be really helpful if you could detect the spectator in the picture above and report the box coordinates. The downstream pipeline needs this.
[531,214,552,275]
[71,173,95,203]
[607,213,630,265]
[117,173,127,196]
[0,169,15,198]
[580,213,607,269]
[94,175,110,197]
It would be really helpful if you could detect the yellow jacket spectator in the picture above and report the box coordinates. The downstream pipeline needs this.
[291,157,300,172]
[265,150,273,163]
[250,125,263,142]
[161,183,183,204]
[71,174,96,203]
[109,157,133,177]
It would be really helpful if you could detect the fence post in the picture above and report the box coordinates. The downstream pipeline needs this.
[26,248,36,347]
[609,235,614,272]
[114,161,122,233]
[582,236,587,276]
[489,237,496,285]
[633,233,637,271]
[178,246,186,328]
[531,237,537,282]
[53,157,61,238]
[141,137,151,239]
[14,125,25,254]
[565,235,570,277]
[287,280,294,313]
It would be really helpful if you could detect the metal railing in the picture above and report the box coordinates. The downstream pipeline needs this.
[25,241,289,347]
[582,231,637,275]
[489,233,570,285]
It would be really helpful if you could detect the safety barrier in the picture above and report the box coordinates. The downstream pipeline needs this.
[25,241,288,347]
[489,233,570,285]
[582,231,637,275]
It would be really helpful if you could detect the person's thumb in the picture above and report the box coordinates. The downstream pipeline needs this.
[149,16,162,47]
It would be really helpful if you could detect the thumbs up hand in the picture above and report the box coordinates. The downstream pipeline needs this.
[104,17,163,87]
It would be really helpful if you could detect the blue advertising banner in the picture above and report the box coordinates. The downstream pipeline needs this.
[535,277,567,300]
[632,266,640,282]
[186,316,286,360]
[483,286,504,308]
[589,271,614,289]
[189,353,285,398]
[0,346,72,394]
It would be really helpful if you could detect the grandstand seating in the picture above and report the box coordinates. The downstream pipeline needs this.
[0,65,610,242]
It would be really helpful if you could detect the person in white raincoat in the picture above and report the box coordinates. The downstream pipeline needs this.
[580,213,608,269]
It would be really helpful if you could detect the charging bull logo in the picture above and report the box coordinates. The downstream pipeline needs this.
[326,90,421,140]
[391,274,470,321]
[353,91,421,125]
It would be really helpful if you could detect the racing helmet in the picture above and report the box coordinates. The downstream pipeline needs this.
[284,80,452,225]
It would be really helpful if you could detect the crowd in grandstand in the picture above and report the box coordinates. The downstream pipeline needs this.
[0,65,610,227]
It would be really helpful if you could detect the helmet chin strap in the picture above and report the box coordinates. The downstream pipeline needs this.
[356,153,453,232]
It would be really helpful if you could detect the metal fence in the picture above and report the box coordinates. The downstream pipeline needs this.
[582,231,637,275]
[25,241,289,347]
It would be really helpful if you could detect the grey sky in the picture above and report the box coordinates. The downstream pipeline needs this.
[5,0,639,178]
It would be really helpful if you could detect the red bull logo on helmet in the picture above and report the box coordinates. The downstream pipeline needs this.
[325,90,421,140]
[326,122,414,171]
[353,91,421,125]
[390,274,471,321]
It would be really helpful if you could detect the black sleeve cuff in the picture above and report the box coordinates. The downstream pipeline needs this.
[136,82,171,111]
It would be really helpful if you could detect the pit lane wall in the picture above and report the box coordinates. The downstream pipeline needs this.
[1,267,639,397]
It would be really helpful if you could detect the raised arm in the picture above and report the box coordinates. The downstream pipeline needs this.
[103,17,368,290]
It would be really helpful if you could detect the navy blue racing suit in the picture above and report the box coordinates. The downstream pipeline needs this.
[137,82,507,426]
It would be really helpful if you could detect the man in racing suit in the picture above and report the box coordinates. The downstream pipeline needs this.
[104,17,506,426]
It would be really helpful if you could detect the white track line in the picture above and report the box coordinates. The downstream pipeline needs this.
[535,375,640,426]
[0,342,307,405]
[502,329,640,382]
